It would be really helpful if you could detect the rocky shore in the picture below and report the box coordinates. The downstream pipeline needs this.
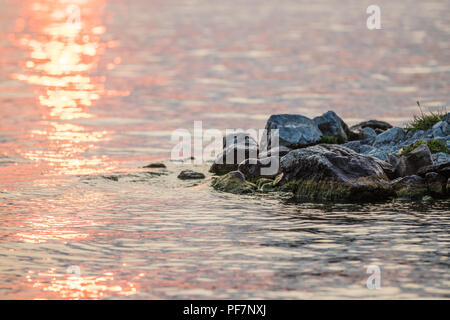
[210,111,450,202]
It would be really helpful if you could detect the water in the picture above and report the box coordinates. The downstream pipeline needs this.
[0,0,449,299]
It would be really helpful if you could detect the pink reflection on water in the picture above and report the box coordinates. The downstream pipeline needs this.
[7,0,127,176]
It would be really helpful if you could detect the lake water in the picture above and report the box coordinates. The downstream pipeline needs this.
[0,0,449,299]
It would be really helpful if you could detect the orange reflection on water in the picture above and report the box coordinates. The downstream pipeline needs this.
[9,0,124,175]
[27,269,141,299]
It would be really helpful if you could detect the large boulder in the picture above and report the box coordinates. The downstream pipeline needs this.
[275,144,393,201]
[395,144,433,177]
[313,111,350,143]
[260,114,322,150]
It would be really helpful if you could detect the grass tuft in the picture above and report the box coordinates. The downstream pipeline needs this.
[404,101,445,132]
[400,139,449,156]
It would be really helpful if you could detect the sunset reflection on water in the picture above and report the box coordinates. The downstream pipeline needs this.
[9,0,124,176]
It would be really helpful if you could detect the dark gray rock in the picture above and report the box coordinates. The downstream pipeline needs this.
[390,175,427,199]
[238,157,280,179]
[425,172,447,194]
[313,110,350,143]
[143,162,166,168]
[417,161,450,179]
[177,170,206,180]
[277,144,392,201]
[374,127,406,146]
[258,145,291,159]
[209,144,259,175]
[260,114,322,150]
[349,120,393,139]
[395,144,433,177]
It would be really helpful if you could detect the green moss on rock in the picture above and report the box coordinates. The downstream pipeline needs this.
[211,173,256,194]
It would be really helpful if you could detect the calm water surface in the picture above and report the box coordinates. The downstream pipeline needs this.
[0,0,449,299]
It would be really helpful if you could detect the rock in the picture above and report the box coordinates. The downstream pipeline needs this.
[209,144,259,175]
[443,112,450,124]
[238,156,280,179]
[342,141,361,153]
[255,178,274,189]
[313,111,350,143]
[367,145,402,162]
[223,132,258,149]
[258,146,291,159]
[395,144,433,177]
[277,144,393,201]
[143,162,166,168]
[447,177,450,193]
[373,157,397,180]
[349,120,393,139]
[360,144,376,154]
[390,175,427,200]
[422,195,434,202]
[417,161,450,179]
[361,127,377,145]
[432,152,450,164]
[177,170,205,180]
[211,171,256,194]
[425,172,447,195]
[374,127,406,146]
[432,121,449,138]
[260,114,322,150]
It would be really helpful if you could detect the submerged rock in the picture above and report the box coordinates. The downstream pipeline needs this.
[313,111,350,143]
[211,171,256,194]
[177,170,205,180]
[260,114,322,150]
[276,144,393,201]
[143,162,166,168]
[395,144,433,177]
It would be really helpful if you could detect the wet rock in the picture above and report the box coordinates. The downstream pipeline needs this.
[143,162,166,168]
[425,172,447,195]
[211,171,256,194]
[277,144,392,201]
[313,110,350,143]
[238,156,280,179]
[209,144,258,175]
[260,114,322,150]
[390,175,427,200]
[374,127,406,146]
[395,144,432,177]
[177,170,205,180]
